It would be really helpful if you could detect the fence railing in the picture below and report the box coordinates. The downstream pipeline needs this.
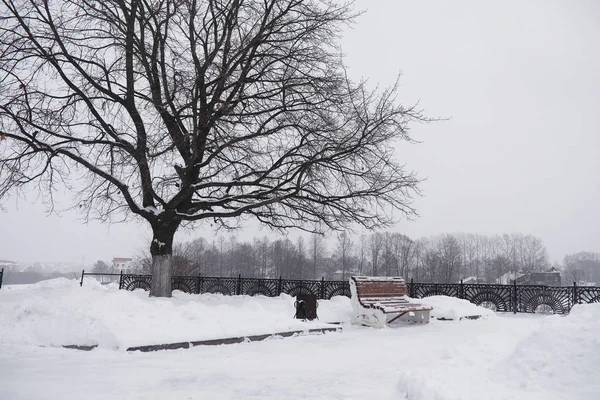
[79,270,124,287]
[118,273,353,300]
[80,272,600,314]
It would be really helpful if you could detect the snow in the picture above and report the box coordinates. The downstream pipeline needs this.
[1,279,599,400]
[143,206,163,216]
[0,278,345,349]
[417,295,496,320]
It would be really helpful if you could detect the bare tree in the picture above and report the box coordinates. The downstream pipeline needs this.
[0,0,426,296]
[370,232,383,276]
[295,236,306,279]
[394,233,413,278]
[356,233,368,275]
[563,252,600,284]
[92,260,110,273]
[309,232,326,279]
[335,231,353,280]
[254,236,270,278]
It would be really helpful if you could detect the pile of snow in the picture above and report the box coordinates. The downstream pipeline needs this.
[416,295,496,320]
[0,279,505,351]
[500,303,600,399]
[396,304,600,400]
[0,278,347,350]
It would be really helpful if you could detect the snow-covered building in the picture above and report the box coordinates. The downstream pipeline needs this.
[112,257,134,273]
[497,271,527,285]
[497,268,561,286]
[460,276,479,284]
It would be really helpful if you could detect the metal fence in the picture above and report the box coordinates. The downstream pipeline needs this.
[81,272,600,314]
[0,268,3,289]
[408,281,600,314]
[118,273,352,299]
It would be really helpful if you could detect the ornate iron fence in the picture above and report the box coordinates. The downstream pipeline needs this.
[408,280,600,314]
[80,272,600,314]
[118,273,351,300]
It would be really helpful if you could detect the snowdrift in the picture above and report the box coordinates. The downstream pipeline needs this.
[0,279,502,351]
[416,295,496,320]
[0,278,351,350]
[500,303,600,399]
[396,303,600,400]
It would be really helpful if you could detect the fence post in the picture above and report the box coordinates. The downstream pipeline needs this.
[573,281,578,306]
[512,280,518,314]
[0,268,3,289]
[236,274,242,295]
[320,277,325,299]
[277,276,283,295]
[80,270,85,287]
[459,279,464,299]
[196,274,201,295]
[410,278,415,298]
[118,270,124,290]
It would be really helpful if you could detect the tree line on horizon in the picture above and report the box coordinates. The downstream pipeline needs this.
[90,232,600,285]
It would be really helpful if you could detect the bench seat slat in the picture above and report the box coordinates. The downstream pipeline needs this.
[363,303,432,312]
[351,276,433,314]
[360,297,409,303]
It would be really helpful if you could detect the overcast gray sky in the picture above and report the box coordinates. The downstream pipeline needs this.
[1,0,599,265]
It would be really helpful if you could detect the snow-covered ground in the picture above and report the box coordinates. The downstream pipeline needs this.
[1,279,598,400]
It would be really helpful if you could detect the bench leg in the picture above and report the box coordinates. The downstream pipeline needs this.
[387,311,409,324]
[352,310,386,328]
[387,310,431,325]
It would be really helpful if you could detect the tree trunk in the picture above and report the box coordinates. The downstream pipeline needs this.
[149,220,180,297]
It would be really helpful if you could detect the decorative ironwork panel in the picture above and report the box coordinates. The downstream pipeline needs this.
[323,281,351,299]
[463,284,513,312]
[516,285,572,314]
[576,287,600,304]
[172,276,198,294]
[121,274,152,291]
[411,283,460,299]
[241,278,279,297]
[281,279,321,298]
[198,277,237,295]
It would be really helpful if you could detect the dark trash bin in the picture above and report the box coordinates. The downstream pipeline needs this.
[294,293,318,320]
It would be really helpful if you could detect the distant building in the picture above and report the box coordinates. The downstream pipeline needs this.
[113,257,134,273]
[497,271,527,285]
[460,276,479,284]
[497,268,561,286]
[527,267,561,286]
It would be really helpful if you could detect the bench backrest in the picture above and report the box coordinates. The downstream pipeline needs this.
[350,276,408,298]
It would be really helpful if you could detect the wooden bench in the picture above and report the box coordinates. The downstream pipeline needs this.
[349,276,432,328]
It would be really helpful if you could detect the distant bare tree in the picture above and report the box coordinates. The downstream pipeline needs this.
[563,252,600,284]
[295,236,307,279]
[92,260,110,274]
[356,233,368,275]
[335,232,353,280]
[309,232,326,279]
[395,233,414,278]
[254,236,270,278]
[0,0,426,296]
[370,232,384,276]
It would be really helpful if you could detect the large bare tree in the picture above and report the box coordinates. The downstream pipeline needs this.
[0,0,426,296]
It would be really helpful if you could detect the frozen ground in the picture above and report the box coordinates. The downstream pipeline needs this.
[1,279,598,400]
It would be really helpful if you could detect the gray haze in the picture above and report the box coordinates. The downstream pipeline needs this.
[1,0,598,265]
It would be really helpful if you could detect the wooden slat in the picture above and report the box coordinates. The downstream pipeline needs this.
[351,276,431,315]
